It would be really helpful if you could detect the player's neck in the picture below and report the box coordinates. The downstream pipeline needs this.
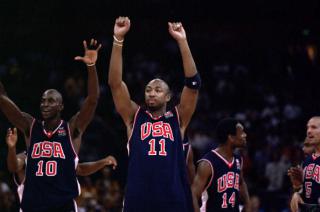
[148,107,166,117]
[43,117,62,131]
[216,146,234,162]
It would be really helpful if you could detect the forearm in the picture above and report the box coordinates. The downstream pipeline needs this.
[86,65,99,103]
[177,39,197,77]
[191,189,201,212]
[108,42,124,88]
[7,147,18,173]
[76,159,106,176]
[240,181,251,212]
[0,96,29,132]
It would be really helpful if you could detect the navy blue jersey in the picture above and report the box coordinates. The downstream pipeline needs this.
[302,154,320,204]
[124,107,193,212]
[199,150,242,212]
[21,119,80,212]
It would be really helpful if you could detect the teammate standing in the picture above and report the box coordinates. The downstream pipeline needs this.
[108,16,200,211]
[191,118,251,212]
[0,39,101,212]
[290,117,320,212]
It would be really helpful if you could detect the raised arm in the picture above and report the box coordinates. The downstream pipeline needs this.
[168,22,200,131]
[70,39,101,135]
[108,16,138,127]
[76,155,117,176]
[191,161,212,212]
[0,82,31,136]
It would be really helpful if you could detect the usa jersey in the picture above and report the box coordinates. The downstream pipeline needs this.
[21,119,80,212]
[124,107,193,212]
[302,154,320,204]
[199,150,242,212]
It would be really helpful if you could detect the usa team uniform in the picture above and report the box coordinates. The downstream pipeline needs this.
[199,150,242,212]
[302,154,320,204]
[21,120,80,212]
[124,107,193,212]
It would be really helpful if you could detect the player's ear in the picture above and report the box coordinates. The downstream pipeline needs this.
[165,91,172,102]
[59,103,64,111]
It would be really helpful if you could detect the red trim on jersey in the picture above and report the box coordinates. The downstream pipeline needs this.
[183,143,191,163]
[174,106,180,126]
[145,110,163,120]
[42,120,63,138]
[212,150,234,169]
[198,159,214,192]
[67,123,78,160]
[312,153,320,161]
[127,107,141,156]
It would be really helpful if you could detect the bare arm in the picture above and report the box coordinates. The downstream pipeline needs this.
[191,161,212,212]
[76,155,117,176]
[70,39,101,135]
[108,16,138,127]
[186,146,195,184]
[0,82,31,137]
[168,23,199,131]
[239,170,251,212]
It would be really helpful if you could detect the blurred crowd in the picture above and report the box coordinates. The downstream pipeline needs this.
[0,21,320,211]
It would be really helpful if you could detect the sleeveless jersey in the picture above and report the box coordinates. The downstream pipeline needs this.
[199,150,242,212]
[124,107,193,212]
[21,120,80,212]
[302,154,320,204]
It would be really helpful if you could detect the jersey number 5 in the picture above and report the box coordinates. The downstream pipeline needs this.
[36,160,57,176]
[148,139,167,156]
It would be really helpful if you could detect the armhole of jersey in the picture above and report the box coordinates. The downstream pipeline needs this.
[127,106,140,156]
[26,118,36,146]
[198,159,214,191]
[67,123,79,168]
[174,106,181,127]
[13,174,20,186]
[186,144,191,163]
[240,156,243,170]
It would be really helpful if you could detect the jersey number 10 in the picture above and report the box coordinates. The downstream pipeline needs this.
[36,160,57,176]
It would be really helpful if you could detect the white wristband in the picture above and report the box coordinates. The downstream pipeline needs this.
[113,35,124,43]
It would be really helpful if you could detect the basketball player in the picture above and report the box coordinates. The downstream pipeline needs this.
[288,138,315,195]
[0,39,101,212]
[5,127,117,208]
[290,117,320,212]
[191,118,251,212]
[108,16,200,211]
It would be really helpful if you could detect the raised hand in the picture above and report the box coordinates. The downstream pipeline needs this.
[168,22,187,42]
[104,155,118,170]
[6,128,17,148]
[75,39,102,65]
[288,166,303,188]
[114,16,131,41]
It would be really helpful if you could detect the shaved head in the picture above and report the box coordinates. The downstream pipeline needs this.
[146,78,170,94]
[43,89,63,104]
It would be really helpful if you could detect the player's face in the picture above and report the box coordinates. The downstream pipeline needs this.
[307,118,320,146]
[302,139,315,157]
[233,123,247,148]
[40,91,63,120]
[145,80,170,111]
